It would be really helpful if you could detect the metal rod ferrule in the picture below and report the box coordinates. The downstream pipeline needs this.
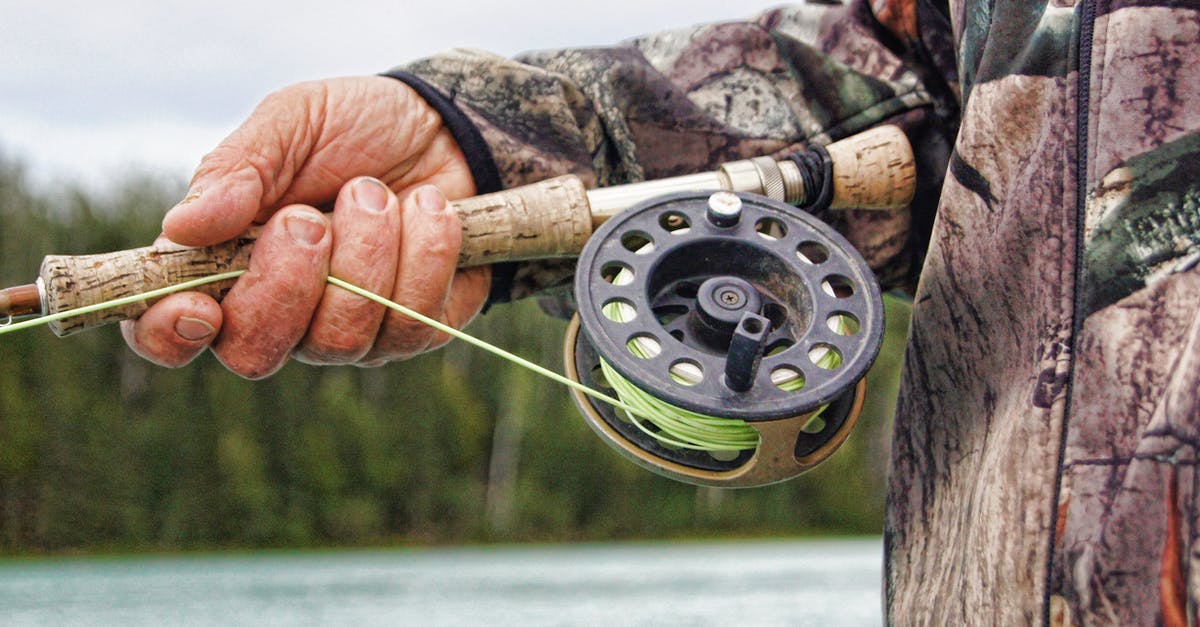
[585,157,804,227]
[0,281,45,320]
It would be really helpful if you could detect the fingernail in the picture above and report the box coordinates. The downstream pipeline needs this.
[353,178,390,213]
[286,213,327,245]
[175,316,216,341]
[415,186,446,214]
[171,187,203,211]
[164,189,202,231]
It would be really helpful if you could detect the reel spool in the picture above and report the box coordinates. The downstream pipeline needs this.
[564,191,884,488]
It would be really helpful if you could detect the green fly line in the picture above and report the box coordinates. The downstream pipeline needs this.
[1,270,844,456]
[0,271,249,336]
[0,271,645,419]
[0,271,651,414]
[599,263,842,455]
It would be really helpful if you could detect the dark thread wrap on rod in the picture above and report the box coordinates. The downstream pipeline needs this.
[787,145,834,213]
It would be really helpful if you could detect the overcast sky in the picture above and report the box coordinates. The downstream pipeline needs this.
[1,1,785,191]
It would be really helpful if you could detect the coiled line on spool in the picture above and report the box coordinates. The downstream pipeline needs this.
[597,266,844,456]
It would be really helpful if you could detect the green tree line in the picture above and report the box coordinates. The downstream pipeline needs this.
[0,157,909,554]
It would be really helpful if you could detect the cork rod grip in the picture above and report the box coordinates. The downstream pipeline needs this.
[825,125,916,210]
[41,232,257,336]
[454,174,592,266]
[40,175,594,336]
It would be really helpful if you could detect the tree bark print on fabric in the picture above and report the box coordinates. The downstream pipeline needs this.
[395,1,1200,622]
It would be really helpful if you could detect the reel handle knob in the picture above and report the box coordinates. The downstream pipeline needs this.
[724,312,770,393]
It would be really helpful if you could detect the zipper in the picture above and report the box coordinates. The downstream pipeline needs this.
[1044,0,1097,623]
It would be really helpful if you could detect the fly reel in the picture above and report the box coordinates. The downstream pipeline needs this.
[564,191,884,487]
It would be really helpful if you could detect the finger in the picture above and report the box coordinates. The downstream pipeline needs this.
[121,292,222,368]
[294,177,401,364]
[363,185,461,363]
[161,84,325,247]
[212,206,331,379]
[437,266,491,347]
[356,266,491,369]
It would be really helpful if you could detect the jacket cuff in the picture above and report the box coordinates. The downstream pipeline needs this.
[381,70,516,305]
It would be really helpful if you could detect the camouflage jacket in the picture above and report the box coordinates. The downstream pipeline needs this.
[399,1,1200,623]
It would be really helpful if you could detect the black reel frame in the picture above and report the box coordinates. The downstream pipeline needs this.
[565,191,884,487]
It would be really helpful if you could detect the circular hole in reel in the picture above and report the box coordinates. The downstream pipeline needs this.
[821,275,855,299]
[669,359,704,386]
[808,344,843,370]
[601,262,634,285]
[622,232,655,254]
[626,334,662,359]
[659,211,691,234]
[602,298,637,323]
[755,217,788,240]
[797,241,829,265]
[827,312,860,336]
[771,366,806,392]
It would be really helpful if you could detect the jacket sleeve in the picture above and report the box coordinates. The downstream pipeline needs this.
[393,0,959,305]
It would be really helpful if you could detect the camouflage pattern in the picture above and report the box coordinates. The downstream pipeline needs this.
[403,2,955,301]
[402,0,1200,623]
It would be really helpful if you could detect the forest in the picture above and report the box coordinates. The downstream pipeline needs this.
[0,158,910,554]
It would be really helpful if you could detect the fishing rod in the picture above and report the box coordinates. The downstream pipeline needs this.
[0,125,915,488]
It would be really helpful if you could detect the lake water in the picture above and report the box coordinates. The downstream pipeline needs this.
[0,538,882,626]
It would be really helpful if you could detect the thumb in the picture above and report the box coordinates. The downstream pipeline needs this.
[161,148,267,246]
[162,87,318,246]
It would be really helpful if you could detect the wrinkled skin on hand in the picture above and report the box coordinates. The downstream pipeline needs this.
[121,76,491,378]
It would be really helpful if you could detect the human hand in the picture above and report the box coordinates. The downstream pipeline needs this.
[121,76,491,378]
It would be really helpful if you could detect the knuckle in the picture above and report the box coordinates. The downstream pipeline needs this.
[259,82,313,110]
[294,346,354,366]
[423,330,453,353]
[301,329,373,365]
[215,350,275,381]
[420,226,459,260]
[373,312,435,358]
[192,142,240,179]
[194,141,272,198]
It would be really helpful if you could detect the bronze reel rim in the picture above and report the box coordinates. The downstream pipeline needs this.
[563,315,866,488]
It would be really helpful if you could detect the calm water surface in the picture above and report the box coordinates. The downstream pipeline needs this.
[0,538,882,626]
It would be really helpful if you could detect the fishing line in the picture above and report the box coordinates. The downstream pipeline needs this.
[597,338,843,453]
[326,276,642,417]
[0,271,247,336]
[0,272,664,433]
[337,279,825,456]
[1,270,846,456]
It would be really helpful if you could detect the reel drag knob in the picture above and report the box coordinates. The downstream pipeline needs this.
[564,191,884,488]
